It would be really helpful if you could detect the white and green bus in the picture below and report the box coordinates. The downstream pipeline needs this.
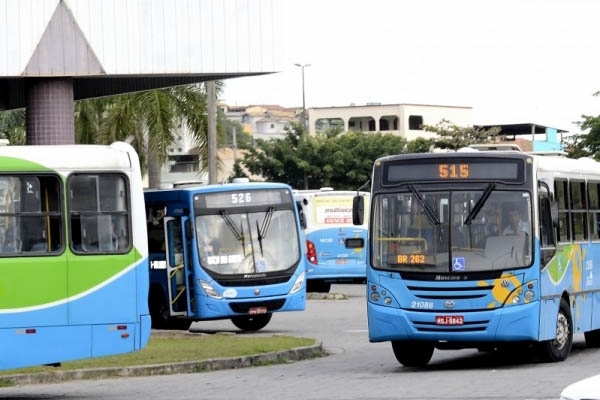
[0,142,150,370]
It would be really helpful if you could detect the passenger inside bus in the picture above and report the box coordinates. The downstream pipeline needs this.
[407,199,434,252]
[503,205,530,236]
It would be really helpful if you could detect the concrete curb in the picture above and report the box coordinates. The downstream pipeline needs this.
[0,343,326,386]
[307,292,348,300]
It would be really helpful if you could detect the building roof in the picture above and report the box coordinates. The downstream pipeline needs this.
[0,0,282,110]
[475,123,568,135]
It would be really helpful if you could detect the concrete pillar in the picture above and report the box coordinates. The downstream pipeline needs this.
[25,78,75,145]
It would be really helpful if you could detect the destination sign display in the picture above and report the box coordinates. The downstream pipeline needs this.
[384,158,524,184]
[194,189,292,209]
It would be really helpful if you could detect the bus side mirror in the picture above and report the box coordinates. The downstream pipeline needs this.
[296,201,307,229]
[353,196,364,226]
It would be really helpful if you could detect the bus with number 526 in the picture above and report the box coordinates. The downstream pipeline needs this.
[145,181,306,331]
[354,145,600,367]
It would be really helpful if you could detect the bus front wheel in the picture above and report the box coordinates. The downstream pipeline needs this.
[391,340,434,367]
[231,313,273,331]
[537,298,573,362]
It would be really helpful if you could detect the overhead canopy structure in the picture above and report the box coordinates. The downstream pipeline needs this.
[0,0,283,144]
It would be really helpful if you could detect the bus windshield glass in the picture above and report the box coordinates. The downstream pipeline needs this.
[371,189,532,272]
[196,209,300,275]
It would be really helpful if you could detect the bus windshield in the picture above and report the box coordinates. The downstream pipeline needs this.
[196,209,300,275]
[371,189,532,272]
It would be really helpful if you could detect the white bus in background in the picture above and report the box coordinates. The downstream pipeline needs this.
[294,188,369,293]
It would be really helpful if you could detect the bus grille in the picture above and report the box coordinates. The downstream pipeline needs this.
[229,299,286,314]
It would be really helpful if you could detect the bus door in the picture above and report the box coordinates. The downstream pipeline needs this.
[163,216,192,317]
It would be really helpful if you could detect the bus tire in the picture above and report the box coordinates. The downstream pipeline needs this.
[166,318,192,331]
[537,297,573,362]
[584,329,600,347]
[391,340,434,367]
[231,313,272,331]
[149,288,170,329]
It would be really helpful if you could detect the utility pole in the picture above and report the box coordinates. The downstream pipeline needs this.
[294,63,310,132]
[207,81,217,184]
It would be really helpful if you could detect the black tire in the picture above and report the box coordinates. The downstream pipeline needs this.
[391,340,434,367]
[166,318,192,330]
[231,313,273,331]
[149,289,170,329]
[307,280,331,293]
[584,328,600,347]
[537,298,573,362]
[150,289,191,330]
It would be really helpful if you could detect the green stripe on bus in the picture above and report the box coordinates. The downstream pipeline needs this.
[0,157,50,171]
[0,248,142,309]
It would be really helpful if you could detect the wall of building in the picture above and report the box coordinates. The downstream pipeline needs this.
[307,103,473,139]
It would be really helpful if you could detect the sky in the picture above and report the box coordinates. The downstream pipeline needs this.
[221,0,600,134]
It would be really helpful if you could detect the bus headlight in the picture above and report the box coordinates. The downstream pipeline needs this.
[199,280,222,299]
[290,271,305,294]
[524,290,535,302]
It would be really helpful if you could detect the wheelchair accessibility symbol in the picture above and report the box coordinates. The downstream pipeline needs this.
[452,257,466,271]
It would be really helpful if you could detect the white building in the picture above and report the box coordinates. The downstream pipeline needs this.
[308,103,473,139]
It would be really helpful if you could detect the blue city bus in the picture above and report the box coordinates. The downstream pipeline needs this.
[145,182,306,331]
[0,142,150,371]
[294,189,369,293]
[354,146,600,366]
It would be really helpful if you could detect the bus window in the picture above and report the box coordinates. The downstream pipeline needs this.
[0,175,61,255]
[69,174,131,254]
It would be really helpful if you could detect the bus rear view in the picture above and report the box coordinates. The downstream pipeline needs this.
[294,188,369,293]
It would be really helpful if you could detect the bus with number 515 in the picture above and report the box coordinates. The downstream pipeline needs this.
[354,145,600,367]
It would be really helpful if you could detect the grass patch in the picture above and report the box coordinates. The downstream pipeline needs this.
[0,334,316,376]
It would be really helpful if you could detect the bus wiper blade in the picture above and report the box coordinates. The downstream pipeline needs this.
[219,210,242,241]
[255,207,274,256]
[464,183,495,226]
[240,220,246,256]
[256,220,264,256]
[408,185,440,225]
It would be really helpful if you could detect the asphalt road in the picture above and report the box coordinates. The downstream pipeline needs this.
[1,283,599,400]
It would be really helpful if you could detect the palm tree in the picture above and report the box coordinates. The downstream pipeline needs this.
[0,108,26,144]
[76,83,218,188]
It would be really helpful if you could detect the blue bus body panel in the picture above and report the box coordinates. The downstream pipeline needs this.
[0,260,151,369]
[366,246,542,343]
[306,227,367,280]
[0,258,150,370]
[367,237,600,344]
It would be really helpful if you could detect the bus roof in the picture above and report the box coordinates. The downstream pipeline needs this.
[144,181,294,195]
[0,142,136,171]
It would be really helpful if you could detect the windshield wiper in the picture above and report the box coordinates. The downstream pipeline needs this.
[408,185,440,225]
[464,183,495,226]
[255,207,274,256]
[218,210,243,241]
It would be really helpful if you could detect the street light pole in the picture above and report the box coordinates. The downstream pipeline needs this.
[294,63,310,132]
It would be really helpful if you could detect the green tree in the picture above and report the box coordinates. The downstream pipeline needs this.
[219,108,251,149]
[0,108,26,144]
[76,84,219,188]
[240,126,421,190]
[565,114,600,160]
[424,119,500,150]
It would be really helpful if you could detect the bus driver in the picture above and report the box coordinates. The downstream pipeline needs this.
[503,206,530,236]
